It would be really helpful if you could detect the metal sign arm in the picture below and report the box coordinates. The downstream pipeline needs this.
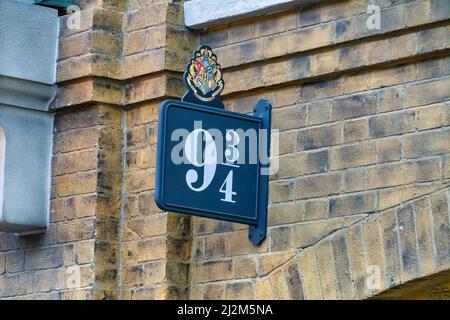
[249,99,272,245]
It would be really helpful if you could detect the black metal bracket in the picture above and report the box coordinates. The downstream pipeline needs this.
[249,99,272,245]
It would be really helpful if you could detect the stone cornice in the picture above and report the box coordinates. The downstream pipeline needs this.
[184,0,322,29]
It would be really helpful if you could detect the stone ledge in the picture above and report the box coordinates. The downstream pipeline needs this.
[184,0,322,29]
[0,75,57,112]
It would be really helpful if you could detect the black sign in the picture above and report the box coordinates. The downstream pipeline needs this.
[155,46,271,245]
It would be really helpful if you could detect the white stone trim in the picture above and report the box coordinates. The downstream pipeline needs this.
[0,126,5,222]
[184,0,321,29]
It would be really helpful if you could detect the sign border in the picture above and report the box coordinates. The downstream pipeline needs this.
[155,99,263,225]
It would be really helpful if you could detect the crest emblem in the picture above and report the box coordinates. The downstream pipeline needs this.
[184,46,224,103]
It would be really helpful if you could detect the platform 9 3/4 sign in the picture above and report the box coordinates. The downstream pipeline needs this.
[155,100,271,245]
[155,45,271,245]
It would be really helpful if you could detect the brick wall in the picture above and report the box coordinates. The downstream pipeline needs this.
[188,0,450,299]
[0,0,448,299]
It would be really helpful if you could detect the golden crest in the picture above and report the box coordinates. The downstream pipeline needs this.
[185,46,224,102]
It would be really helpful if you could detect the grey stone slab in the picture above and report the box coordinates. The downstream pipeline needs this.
[184,0,321,29]
[0,104,53,233]
[0,0,58,85]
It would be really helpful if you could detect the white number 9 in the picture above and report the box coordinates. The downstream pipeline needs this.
[184,129,217,192]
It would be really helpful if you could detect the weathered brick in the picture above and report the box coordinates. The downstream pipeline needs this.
[444,155,450,178]
[379,87,403,112]
[345,224,368,299]
[126,146,157,170]
[404,77,450,108]
[378,209,402,288]
[126,4,167,31]
[269,226,292,251]
[269,202,304,226]
[226,230,268,256]
[297,6,320,27]
[265,33,288,58]
[275,150,329,179]
[270,179,295,203]
[304,200,328,221]
[417,26,448,54]
[125,169,155,193]
[123,29,146,55]
[285,261,304,299]
[0,254,5,275]
[278,131,297,155]
[203,235,226,260]
[74,240,95,265]
[124,237,166,265]
[58,31,91,60]
[255,278,273,300]
[52,149,97,176]
[311,50,340,75]
[268,268,289,299]
[315,239,338,299]
[377,137,401,163]
[202,27,228,47]
[417,58,443,81]
[330,142,376,170]
[297,123,342,151]
[298,247,322,299]
[416,104,443,130]
[192,259,233,283]
[291,216,362,249]
[362,38,389,65]
[369,111,416,138]
[272,105,307,130]
[65,194,97,220]
[229,21,253,44]
[255,11,297,38]
[203,283,224,300]
[5,250,24,273]
[301,78,342,102]
[331,232,355,299]
[258,251,295,277]
[287,23,333,53]
[397,205,419,282]
[343,118,369,143]
[193,217,233,235]
[54,127,98,153]
[0,273,33,298]
[338,46,362,71]
[233,257,257,279]
[92,31,121,56]
[369,64,416,89]
[124,214,167,240]
[368,162,416,189]
[430,192,450,265]
[403,128,450,158]
[343,168,367,192]
[122,261,166,285]
[56,218,96,244]
[146,25,166,51]
[25,247,64,271]
[416,158,441,182]
[308,100,332,125]
[414,198,436,275]
[295,172,341,199]
[361,217,387,295]
[332,93,377,121]
[329,192,376,217]
[390,32,418,60]
[124,49,166,79]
